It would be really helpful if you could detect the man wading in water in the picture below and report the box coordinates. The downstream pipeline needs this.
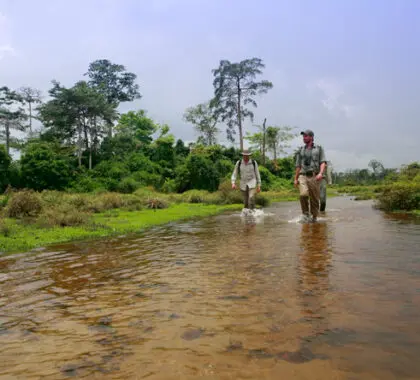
[231,149,262,211]
[294,129,327,222]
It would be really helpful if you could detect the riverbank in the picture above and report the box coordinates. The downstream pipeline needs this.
[0,203,244,254]
[0,186,303,254]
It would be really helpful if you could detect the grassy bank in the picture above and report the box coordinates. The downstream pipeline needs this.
[0,203,242,254]
[0,186,300,254]
[331,184,382,200]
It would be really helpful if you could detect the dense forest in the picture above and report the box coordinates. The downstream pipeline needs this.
[0,57,418,214]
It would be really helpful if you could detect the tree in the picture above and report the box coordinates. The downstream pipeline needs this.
[38,81,117,169]
[210,58,273,150]
[85,59,141,137]
[115,110,157,145]
[183,102,219,145]
[244,131,264,154]
[20,141,75,191]
[368,159,385,179]
[18,87,42,134]
[0,144,12,191]
[266,125,296,161]
[0,86,27,154]
[245,117,267,164]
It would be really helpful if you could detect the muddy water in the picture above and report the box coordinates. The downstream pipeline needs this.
[1,197,420,380]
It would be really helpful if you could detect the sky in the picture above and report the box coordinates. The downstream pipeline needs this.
[0,0,419,172]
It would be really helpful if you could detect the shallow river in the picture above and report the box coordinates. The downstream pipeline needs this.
[1,197,420,380]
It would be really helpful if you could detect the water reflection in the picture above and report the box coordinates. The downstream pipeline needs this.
[297,222,332,334]
[1,197,420,379]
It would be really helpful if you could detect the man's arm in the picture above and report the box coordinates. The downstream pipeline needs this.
[294,150,301,187]
[254,161,262,191]
[316,146,327,180]
[231,160,239,188]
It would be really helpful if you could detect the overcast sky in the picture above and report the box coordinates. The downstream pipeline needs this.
[1,0,419,171]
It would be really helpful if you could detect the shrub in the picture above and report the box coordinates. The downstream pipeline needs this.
[69,175,106,193]
[117,177,141,194]
[94,193,125,211]
[131,171,164,190]
[6,190,42,218]
[256,194,271,207]
[269,178,293,191]
[161,178,177,193]
[216,159,234,179]
[38,205,90,227]
[180,190,210,203]
[258,166,276,191]
[375,182,420,211]
[145,197,169,209]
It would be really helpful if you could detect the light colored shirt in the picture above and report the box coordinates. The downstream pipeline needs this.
[231,159,262,191]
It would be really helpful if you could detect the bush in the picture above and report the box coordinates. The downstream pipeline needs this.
[375,182,420,211]
[215,159,234,179]
[20,142,74,191]
[38,205,90,227]
[180,190,211,203]
[69,175,106,193]
[256,194,271,207]
[161,178,177,193]
[269,178,293,191]
[258,166,276,191]
[131,171,164,190]
[117,177,141,194]
[6,190,42,218]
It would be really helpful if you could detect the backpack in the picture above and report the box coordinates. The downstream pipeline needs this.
[236,159,257,177]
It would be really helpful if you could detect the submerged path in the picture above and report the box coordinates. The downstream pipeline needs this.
[0,197,419,379]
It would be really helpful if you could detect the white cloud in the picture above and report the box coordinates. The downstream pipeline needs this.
[0,12,16,61]
[307,77,361,119]
[0,45,15,60]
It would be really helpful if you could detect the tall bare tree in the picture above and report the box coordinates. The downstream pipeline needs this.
[210,58,273,151]
[18,87,42,134]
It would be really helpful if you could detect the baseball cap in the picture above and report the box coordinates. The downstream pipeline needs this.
[300,129,314,137]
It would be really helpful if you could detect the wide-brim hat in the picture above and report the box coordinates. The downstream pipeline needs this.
[241,149,252,156]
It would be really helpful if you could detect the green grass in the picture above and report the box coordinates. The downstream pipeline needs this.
[0,185,339,255]
[0,203,242,254]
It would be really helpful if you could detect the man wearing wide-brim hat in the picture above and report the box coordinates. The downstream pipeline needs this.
[293,129,327,222]
[231,149,262,210]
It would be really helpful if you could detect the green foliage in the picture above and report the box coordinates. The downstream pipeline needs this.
[115,110,157,144]
[125,152,159,173]
[93,161,130,180]
[68,174,106,193]
[131,171,163,189]
[184,154,220,192]
[161,178,177,193]
[85,59,141,105]
[258,166,276,191]
[0,144,12,191]
[184,102,219,145]
[116,177,141,194]
[376,182,420,211]
[20,141,74,191]
[216,159,234,179]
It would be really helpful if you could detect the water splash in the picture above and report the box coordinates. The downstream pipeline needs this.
[239,208,272,224]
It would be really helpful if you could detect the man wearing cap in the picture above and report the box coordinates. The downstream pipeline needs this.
[231,149,262,210]
[294,129,327,222]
